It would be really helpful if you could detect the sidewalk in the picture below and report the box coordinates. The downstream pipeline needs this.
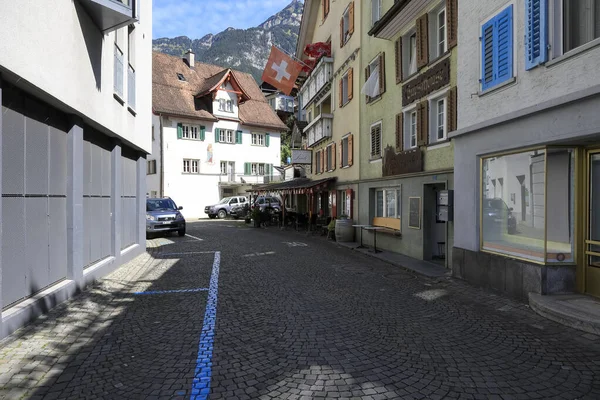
[335,240,450,278]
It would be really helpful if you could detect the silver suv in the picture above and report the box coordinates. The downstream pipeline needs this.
[205,196,248,219]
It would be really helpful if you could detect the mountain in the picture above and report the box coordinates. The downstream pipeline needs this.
[152,0,303,83]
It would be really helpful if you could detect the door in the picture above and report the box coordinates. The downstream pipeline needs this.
[585,151,600,297]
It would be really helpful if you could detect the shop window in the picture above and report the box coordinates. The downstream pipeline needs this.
[481,148,574,263]
[375,188,401,218]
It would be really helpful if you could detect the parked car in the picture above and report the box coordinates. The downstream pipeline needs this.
[229,202,250,220]
[482,198,517,235]
[146,197,186,237]
[205,196,248,219]
[251,195,282,213]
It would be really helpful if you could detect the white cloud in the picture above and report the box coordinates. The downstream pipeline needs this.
[152,0,294,39]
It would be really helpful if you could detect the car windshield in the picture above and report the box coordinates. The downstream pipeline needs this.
[147,199,177,211]
[218,197,231,204]
[483,199,505,210]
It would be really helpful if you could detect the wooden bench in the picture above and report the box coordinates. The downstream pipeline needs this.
[372,217,402,236]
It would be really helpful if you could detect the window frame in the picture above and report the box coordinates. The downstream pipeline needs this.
[341,72,350,106]
[220,161,227,175]
[427,88,450,144]
[432,6,447,59]
[341,135,350,168]
[403,104,418,150]
[550,0,600,59]
[480,4,515,92]
[375,187,402,218]
[219,129,235,144]
[372,0,382,26]
[370,121,383,160]
[252,133,265,146]
[402,29,418,78]
[342,5,351,45]
[147,159,157,175]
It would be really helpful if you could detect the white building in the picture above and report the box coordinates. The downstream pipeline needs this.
[150,52,287,218]
[451,0,600,299]
[0,0,152,338]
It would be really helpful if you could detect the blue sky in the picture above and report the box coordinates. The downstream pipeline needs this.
[153,0,294,39]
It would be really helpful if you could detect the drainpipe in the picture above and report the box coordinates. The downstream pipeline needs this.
[159,114,165,197]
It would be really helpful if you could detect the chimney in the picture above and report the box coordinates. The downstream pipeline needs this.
[184,49,195,68]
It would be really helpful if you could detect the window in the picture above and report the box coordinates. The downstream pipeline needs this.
[183,159,200,174]
[375,188,402,218]
[563,0,600,53]
[323,0,330,19]
[372,0,382,26]
[177,73,186,82]
[152,126,155,141]
[114,44,124,99]
[325,144,335,171]
[429,97,446,143]
[341,73,349,105]
[341,135,352,168]
[316,150,322,174]
[127,25,136,110]
[181,125,199,140]
[403,31,418,77]
[481,148,575,263]
[404,110,418,149]
[481,5,514,91]
[252,133,265,146]
[219,129,234,143]
[218,99,233,112]
[370,122,382,159]
[431,7,447,58]
[220,161,227,175]
[251,163,257,175]
[147,159,156,175]
[365,55,384,102]
[340,2,354,46]
[259,164,265,176]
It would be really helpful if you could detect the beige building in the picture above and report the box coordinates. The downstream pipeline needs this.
[296,0,361,221]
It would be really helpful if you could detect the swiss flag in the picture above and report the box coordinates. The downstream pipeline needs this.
[261,46,303,96]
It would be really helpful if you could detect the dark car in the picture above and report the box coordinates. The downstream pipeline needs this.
[251,195,282,213]
[483,198,516,235]
[204,196,248,219]
[146,197,186,237]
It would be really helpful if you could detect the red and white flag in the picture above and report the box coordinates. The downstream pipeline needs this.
[261,46,303,96]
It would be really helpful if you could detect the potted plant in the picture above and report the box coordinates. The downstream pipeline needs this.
[251,207,262,228]
[327,217,336,240]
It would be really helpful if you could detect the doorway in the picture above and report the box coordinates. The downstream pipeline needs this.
[585,150,600,297]
[423,183,447,265]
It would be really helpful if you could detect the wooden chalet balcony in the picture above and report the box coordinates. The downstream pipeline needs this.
[299,57,333,109]
[306,114,333,148]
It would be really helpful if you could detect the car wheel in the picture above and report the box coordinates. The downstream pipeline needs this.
[178,228,186,237]
[217,209,227,219]
[208,214,216,219]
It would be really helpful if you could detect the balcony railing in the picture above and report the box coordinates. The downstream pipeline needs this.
[299,57,333,109]
[306,114,333,148]
[114,46,124,99]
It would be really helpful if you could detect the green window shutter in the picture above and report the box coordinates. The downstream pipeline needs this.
[177,123,183,139]
[200,126,206,141]
[214,128,220,142]
[244,162,250,175]
[265,133,270,147]
[236,130,243,144]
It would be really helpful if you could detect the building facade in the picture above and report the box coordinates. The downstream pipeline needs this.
[150,52,286,218]
[296,0,362,221]
[359,0,458,265]
[0,0,152,338]
[452,0,600,299]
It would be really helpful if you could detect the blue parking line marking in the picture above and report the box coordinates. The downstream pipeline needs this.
[133,288,209,295]
[190,251,221,400]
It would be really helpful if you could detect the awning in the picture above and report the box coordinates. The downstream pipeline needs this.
[249,177,336,195]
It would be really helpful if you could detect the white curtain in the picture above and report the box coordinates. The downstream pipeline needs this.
[361,67,380,98]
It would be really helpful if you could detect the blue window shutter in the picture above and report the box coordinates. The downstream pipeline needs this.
[177,123,183,139]
[200,126,206,141]
[215,128,220,142]
[495,5,514,84]
[525,0,548,70]
[236,130,243,144]
[481,19,496,90]
[265,133,270,147]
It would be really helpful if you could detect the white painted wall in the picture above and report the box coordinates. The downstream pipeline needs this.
[212,82,239,119]
[147,115,282,218]
[0,0,152,153]
[457,0,600,130]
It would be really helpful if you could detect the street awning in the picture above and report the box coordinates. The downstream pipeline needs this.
[249,177,336,195]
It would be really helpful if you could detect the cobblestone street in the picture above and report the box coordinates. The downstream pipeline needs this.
[1,220,600,399]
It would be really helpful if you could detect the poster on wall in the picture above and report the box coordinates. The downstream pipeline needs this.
[408,197,421,229]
